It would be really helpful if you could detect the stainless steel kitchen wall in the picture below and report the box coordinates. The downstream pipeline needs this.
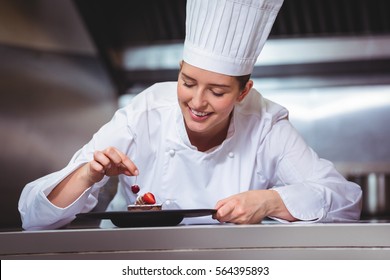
[262,83,390,174]
[0,0,117,229]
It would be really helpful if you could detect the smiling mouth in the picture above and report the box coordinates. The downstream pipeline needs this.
[190,108,212,118]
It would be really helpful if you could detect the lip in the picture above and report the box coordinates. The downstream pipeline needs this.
[188,107,212,121]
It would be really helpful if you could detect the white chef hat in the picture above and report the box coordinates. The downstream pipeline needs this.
[183,0,284,76]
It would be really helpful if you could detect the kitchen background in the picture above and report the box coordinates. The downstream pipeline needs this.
[1,0,389,230]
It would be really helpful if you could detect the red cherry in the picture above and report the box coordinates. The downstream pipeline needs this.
[131,184,140,194]
[142,192,156,204]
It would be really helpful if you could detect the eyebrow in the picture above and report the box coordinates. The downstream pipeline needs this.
[181,73,231,88]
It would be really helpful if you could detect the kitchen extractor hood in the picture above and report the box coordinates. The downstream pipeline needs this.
[73,0,390,95]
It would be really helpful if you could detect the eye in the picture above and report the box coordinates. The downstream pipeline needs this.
[211,90,225,97]
[183,82,194,88]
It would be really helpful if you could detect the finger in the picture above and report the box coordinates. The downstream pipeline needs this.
[86,161,105,184]
[93,151,111,170]
[103,147,124,166]
[89,160,105,175]
[214,201,235,222]
[119,156,139,176]
[214,198,229,210]
[112,148,139,176]
[104,147,139,176]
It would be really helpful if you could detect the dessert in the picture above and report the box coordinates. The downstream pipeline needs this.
[128,192,162,211]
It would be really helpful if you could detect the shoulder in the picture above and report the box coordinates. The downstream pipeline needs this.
[139,81,178,107]
[114,82,178,129]
[232,87,292,151]
[105,82,177,128]
[236,87,289,124]
[121,82,178,113]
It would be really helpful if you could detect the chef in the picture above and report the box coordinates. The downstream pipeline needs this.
[18,0,362,230]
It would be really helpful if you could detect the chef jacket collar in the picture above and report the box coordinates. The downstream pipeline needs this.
[175,105,236,153]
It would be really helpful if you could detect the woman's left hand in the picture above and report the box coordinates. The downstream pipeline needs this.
[213,190,297,224]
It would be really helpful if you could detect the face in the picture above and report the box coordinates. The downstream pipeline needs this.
[177,62,252,140]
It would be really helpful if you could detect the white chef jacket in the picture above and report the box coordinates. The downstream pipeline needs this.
[18,82,362,230]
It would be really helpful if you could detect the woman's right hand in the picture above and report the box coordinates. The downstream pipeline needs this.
[86,146,139,184]
[48,147,138,208]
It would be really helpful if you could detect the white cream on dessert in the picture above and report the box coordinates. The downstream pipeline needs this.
[135,195,145,205]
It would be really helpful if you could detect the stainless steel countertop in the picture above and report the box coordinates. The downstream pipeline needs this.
[1,222,390,260]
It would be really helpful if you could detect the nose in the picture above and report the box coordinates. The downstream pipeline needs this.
[191,89,207,108]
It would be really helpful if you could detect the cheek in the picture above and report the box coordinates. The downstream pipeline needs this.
[214,99,236,115]
[177,85,189,103]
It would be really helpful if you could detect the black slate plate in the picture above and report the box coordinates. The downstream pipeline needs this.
[76,209,216,227]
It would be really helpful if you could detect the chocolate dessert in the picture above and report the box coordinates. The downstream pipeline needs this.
[128,192,162,211]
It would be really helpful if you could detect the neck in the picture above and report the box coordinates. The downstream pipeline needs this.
[185,115,232,152]
[188,130,228,152]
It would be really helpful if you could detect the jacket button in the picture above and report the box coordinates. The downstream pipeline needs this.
[228,152,234,158]
[169,149,175,157]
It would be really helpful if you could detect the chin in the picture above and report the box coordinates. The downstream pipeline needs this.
[186,122,208,134]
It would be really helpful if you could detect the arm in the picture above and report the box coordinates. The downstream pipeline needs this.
[47,147,138,208]
[268,120,362,222]
[214,120,362,224]
[18,109,137,230]
[214,189,298,223]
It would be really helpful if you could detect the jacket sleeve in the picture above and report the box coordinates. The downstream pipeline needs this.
[263,120,362,222]
[18,108,134,230]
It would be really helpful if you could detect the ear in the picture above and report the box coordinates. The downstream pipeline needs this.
[237,80,253,102]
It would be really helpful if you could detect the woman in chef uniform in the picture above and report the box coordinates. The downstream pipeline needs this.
[19,0,362,230]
